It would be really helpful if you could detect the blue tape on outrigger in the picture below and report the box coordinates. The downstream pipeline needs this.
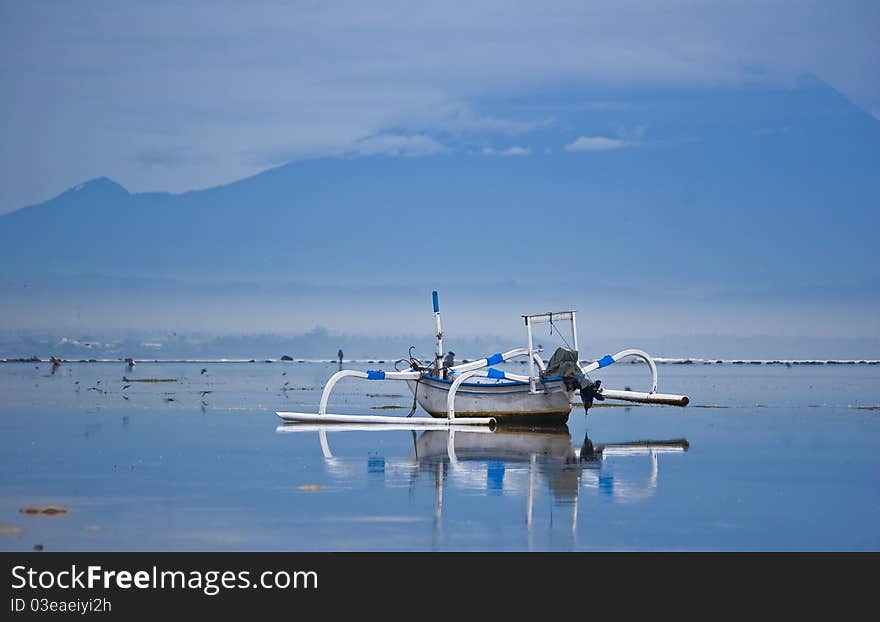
[366,370,385,380]
[432,291,440,313]
[486,353,503,365]
[486,368,505,379]
[598,355,614,368]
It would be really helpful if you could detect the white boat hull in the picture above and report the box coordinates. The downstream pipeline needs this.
[406,376,573,423]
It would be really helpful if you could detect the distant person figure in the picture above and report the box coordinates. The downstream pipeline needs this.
[338,349,344,367]
[50,356,61,374]
[442,351,454,379]
[125,357,135,371]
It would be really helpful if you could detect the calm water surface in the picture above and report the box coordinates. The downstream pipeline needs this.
[0,361,877,551]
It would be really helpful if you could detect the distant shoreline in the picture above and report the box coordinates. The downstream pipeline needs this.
[3,357,879,366]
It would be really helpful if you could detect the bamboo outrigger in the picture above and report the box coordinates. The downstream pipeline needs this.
[276,291,689,426]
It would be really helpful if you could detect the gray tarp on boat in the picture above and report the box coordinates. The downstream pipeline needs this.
[541,347,585,390]
[541,347,602,405]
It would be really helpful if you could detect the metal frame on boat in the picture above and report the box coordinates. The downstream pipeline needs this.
[276,291,689,426]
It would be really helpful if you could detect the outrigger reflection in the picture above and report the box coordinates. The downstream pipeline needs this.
[276,292,689,427]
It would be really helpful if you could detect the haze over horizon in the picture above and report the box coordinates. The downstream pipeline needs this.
[1,2,877,357]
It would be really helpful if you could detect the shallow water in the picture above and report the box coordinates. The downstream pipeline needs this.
[0,360,878,551]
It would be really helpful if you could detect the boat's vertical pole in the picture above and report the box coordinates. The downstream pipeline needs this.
[434,461,443,521]
[525,315,536,394]
[571,311,580,354]
[433,290,443,369]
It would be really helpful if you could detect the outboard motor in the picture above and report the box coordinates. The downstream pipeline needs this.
[579,379,604,415]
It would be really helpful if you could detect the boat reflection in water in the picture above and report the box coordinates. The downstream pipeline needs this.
[276,424,688,545]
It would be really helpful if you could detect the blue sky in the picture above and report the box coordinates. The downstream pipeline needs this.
[1,1,878,213]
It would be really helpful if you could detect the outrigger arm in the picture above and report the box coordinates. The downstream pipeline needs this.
[279,367,495,426]
[576,349,689,406]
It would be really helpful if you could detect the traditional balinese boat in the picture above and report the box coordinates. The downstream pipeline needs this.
[276,291,688,427]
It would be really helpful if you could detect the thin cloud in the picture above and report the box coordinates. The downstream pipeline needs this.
[398,104,553,136]
[244,132,448,167]
[346,133,448,157]
[565,126,649,151]
[564,136,629,151]
[481,146,531,156]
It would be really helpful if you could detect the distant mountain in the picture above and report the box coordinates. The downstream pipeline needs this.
[3,81,878,287]
[1,80,878,348]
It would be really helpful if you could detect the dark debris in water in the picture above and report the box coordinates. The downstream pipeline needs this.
[20,506,68,516]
